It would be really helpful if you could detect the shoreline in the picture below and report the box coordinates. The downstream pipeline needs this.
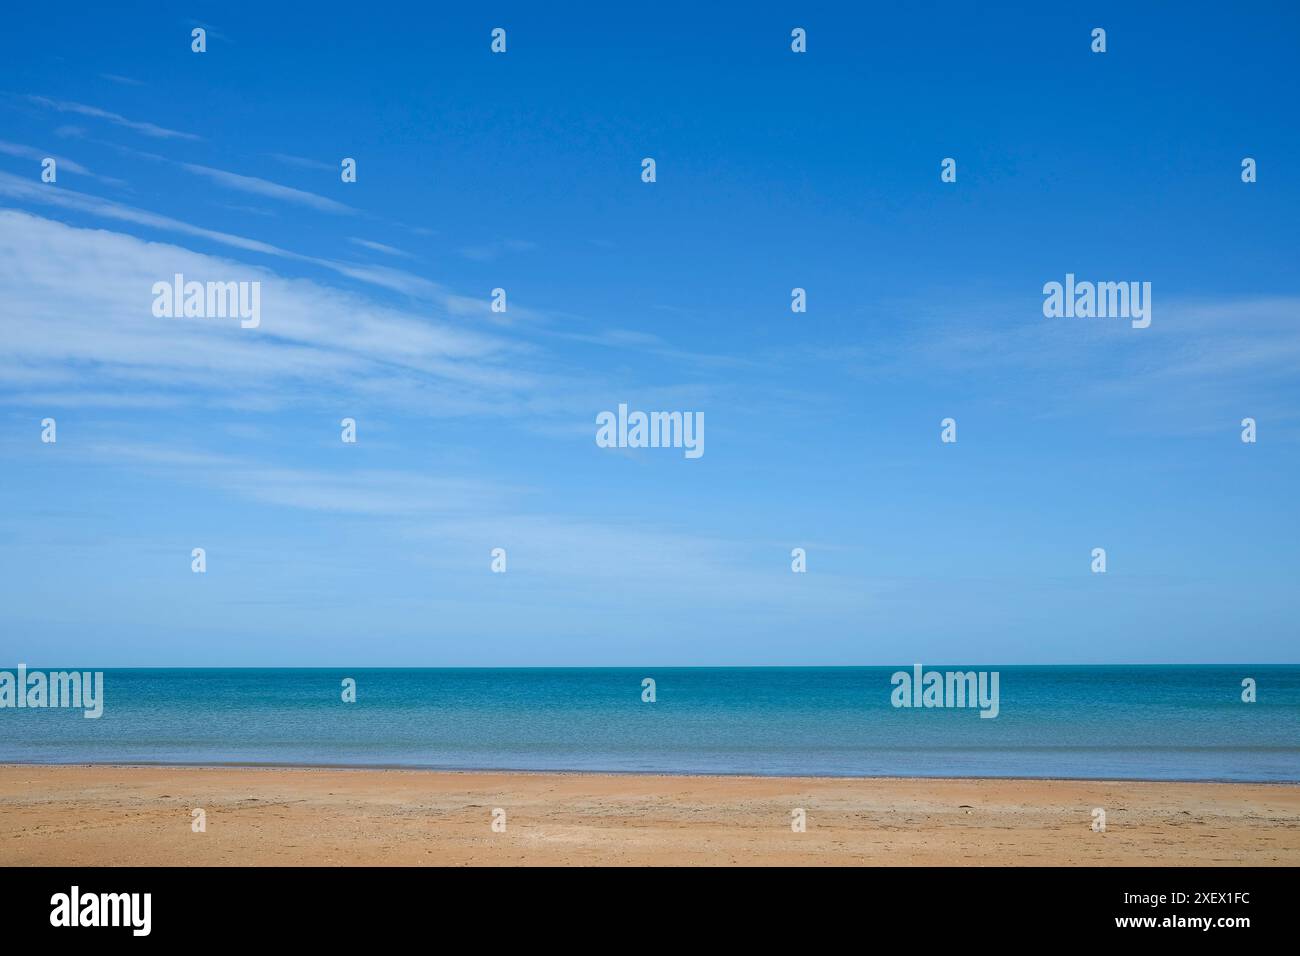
[3,763,1297,866]
[3,760,1299,787]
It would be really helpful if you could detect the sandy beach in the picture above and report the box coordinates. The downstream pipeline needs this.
[1,764,1297,866]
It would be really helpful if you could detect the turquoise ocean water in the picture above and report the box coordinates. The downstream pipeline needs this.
[2,666,1297,781]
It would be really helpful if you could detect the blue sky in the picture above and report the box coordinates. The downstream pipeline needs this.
[1,2,1297,665]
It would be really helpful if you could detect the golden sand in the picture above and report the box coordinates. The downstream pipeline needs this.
[2,764,1296,866]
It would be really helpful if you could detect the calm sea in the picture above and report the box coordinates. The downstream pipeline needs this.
[2,666,1297,781]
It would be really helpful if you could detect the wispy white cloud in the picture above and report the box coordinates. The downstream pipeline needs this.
[83,443,510,516]
[0,173,437,297]
[187,21,231,43]
[349,237,413,258]
[52,438,864,612]
[0,210,537,413]
[0,139,126,186]
[0,140,92,173]
[180,162,354,214]
[269,152,335,172]
[0,171,312,258]
[99,74,146,87]
[24,95,200,141]
[787,293,1300,436]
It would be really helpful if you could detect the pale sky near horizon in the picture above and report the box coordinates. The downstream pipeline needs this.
[1,3,1297,665]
